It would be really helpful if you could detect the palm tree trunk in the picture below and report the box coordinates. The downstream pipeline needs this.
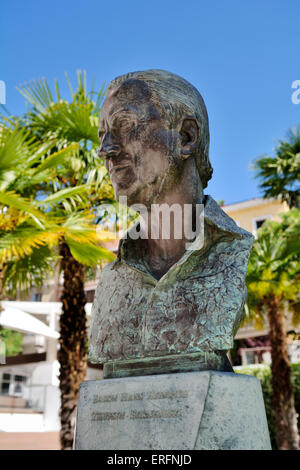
[288,192,300,210]
[0,263,7,309]
[266,294,299,450]
[58,242,87,450]
[0,265,5,348]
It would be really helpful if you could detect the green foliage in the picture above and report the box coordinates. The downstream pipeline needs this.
[291,362,300,417]
[17,71,108,194]
[16,71,116,263]
[0,327,23,356]
[0,123,63,294]
[0,71,118,450]
[3,245,57,296]
[216,199,225,206]
[244,209,300,327]
[84,266,97,282]
[244,210,300,449]
[254,126,300,209]
[65,236,114,266]
[18,71,104,145]
[0,72,117,298]
[235,363,300,449]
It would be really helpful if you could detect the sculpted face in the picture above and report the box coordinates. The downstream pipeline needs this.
[98,79,184,206]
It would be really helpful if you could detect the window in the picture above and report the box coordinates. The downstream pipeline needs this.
[85,290,95,303]
[31,293,42,302]
[252,215,273,237]
[15,375,27,382]
[1,373,10,395]
[256,219,266,230]
[240,346,271,366]
[0,372,28,397]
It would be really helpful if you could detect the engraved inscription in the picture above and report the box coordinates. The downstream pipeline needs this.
[146,390,188,400]
[92,390,188,404]
[91,411,125,421]
[130,409,184,419]
[93,394,118,403]
[121,392,144,401]
[90,389,189,422]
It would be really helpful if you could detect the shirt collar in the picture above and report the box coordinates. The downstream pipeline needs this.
[117,195,247,278]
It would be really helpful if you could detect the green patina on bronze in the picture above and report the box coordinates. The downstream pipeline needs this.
[103,351,233,379]
[89,70,254,377]
[89,195,253,372]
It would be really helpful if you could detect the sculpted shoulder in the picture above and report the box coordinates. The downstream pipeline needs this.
[204,195,254,244]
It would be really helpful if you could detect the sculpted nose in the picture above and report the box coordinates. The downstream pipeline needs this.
[98,132,120,158]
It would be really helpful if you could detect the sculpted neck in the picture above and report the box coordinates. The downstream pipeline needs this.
[140,157,204,280]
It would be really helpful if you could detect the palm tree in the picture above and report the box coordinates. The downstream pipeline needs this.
[245,209,300,449]
[0,121,68,299]
[0,116,116,450]
[17,72,116,449]
[254,126,300,209]
[0,121,83,384]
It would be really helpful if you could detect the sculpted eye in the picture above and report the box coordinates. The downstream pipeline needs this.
[111,113,138,137]
[117,119,134,135]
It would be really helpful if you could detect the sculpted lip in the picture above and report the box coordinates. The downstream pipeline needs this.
[107,153,132,175]
[110,165,133,181]
[110,165,131,174]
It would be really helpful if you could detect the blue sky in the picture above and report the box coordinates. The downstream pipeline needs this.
[1,0,299,204]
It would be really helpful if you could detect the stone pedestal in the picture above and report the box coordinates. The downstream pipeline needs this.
[74,371,271,450]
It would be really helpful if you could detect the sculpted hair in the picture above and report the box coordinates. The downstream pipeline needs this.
[108,69,213,188]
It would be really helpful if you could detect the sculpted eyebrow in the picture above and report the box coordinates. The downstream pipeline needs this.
[98,110,139,139]
[110,110,138,123]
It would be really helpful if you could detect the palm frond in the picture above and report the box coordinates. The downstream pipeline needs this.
[3,245,58,296]
[0,191,47,227]
[0,122,36,174]
[33,142,79,174]
[65,236,115,266]
[253,126,300,208]
[0,223,60,262]
[40,184,90,207]
[18,71,104,145]
[246,210,300,324]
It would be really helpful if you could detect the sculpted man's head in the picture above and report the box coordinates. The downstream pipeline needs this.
[98,69,213,207]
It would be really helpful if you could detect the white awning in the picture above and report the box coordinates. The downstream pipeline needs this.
[0,307,59,339]
[1,301,92,316]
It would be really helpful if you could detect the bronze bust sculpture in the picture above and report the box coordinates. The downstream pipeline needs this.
[75,71,271,452]
[89,70,254,377]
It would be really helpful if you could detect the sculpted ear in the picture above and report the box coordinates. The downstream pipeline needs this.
[179,118,200,159]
